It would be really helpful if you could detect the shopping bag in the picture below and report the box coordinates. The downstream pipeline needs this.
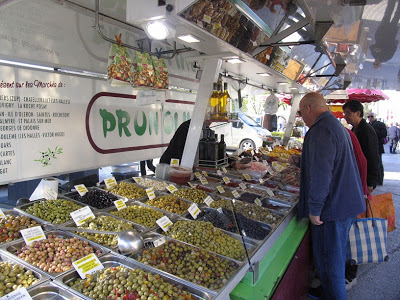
[151,55,169,89]
[358,193,396,232]
[107,39,132,86]
[347,198,389,265]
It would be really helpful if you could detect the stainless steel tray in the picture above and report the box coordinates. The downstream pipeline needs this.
[54,253,215,300]
[63,187,125,209]
[28,281,84,299]
[124,177,175,192]
[137,192,195,217]
[0,252,50,293]
[15,196,97,226]
[128,231,243,293]
[0,229,108,279]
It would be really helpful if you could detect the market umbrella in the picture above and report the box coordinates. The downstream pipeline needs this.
[328,89,389,103]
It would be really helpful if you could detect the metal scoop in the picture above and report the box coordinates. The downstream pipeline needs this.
[45,224,144,255]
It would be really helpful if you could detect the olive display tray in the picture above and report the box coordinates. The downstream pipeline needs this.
[61,211,147,252]
[28,281,84,299]
[137,192,198,216]
[101,200,177,231]
[63,187,126,209]
[124,176,175,192]
[0,209,46,247]
[152,217,259,261]
[15,196,98,226]
[54,253,215,300]
[0,229,109,279]
[182,207,272,242]
[128,231,243,294]
[0,252,50,293]
[264,189,298,204]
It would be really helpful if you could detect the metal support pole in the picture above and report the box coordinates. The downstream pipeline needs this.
[282,94,302,146]
[181,58,222,168]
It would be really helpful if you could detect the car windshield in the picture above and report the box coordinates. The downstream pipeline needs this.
[239,114,262,127]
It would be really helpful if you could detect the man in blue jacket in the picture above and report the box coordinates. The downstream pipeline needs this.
[298,92,365,299]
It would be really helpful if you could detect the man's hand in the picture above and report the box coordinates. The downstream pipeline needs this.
[309,213,323,226]
[368,186,374,194]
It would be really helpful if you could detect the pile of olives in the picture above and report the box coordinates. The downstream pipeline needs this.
[137,178,170,191]
[69,265,194,300]
[76,189,118,209]
[0,261,39,297]
[173,188,208,204]
[137,239,238,290]
[74,216,136,247]
[0,215,39,244]
[145,195,189,214]
[16,234,101,273]
[237,192,261,203]
[110,205,164,227]
[165,220,246,260]
[22,199,82,224]
[107,182,146,199]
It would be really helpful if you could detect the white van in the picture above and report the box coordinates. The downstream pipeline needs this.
[210,113,272,151]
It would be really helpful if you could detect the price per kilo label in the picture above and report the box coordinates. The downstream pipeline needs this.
[73,253,104,279]
[194,172,202,179]
[170,158,180,166]
[217,170,223,176]
[232,190,240,198]
[202,171,208,177]
[70,206,95,226]
[277,182,286,190]
[0,208,5,219]
[0,287,32,300]
[133,177,144,184]
[266,188,274,197]
[166,185,178,193]
[146,188,156,200]
[243,174,251,181]
[104,177,117,189]
[204,196,214,206]
[74,184,88,196]
[216,186,225,194]
[222,167,228,173]
[199,177,208,185]
[114,199,127,211]
[202,14,211,23]
[188,203,200,219]
[259,178,265,184]
[20,226,46,246]
[187,182,195,188]
[156,216,173,232]
[222,177,230,184]
[239,182,247,190]
[251,150,255,155]
[255,198,262,206]
[43,185,58,200]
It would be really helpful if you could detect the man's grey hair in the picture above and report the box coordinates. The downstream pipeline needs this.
[368,112,376,117]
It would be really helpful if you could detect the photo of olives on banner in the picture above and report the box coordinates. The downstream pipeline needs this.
[107,44,132,84]
[152,55,169,89]
[136,239,239,290]
[69,265,195,300]
[0,261,40,297]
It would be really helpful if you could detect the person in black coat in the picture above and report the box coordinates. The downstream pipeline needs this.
[367,112,387,185]
[159,120,191,164]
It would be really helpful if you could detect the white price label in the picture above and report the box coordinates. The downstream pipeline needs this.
[20,226,46,246]
[74,184,88,196]
[239,182,247,190]
[188,203,200,219]
[0,287,32,300]
[222,177,230,184]
[232,190,240,198]
[156,216,173,232]
[202,171,208,177]
[43,185,57,200]
[72,253,104,279]
[146,188,156,200]
[0,208,5,219]
[255,156,259,161]
[202,14,211,24]
[170,158,180,166]
[187,182,195,188]
[114,199,127,210]
[217,170,223,176]
[194,172,202,179]
[216,186,225,194]
[196,20,204,28]
[166,185,178,193]
[268,146,273,151]
[272,161,285,172]
[255,198,262,206]
[200,177,208,185]
[153,237,166,248]
[266,188,274,197]
[104,177,117,189]
[243,174,251,181]
[278,182,286,190]
[251,150,255,155]
[204,196,214,206]
[228,6,237,16]
[222,167,228,173]
[217,207,223,214]
[266,165,275,175]
[133,177,144,184]
[70,206,95,226]
[259,178,265,184]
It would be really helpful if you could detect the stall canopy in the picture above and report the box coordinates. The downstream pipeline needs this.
[328,88,389,103]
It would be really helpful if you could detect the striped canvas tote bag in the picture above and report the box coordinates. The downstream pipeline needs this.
[347,217,389,265]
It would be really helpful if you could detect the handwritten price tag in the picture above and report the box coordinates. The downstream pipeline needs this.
[243,174,251,181]
[204,196,214,206]
[170,158,180,166]
[0,287,32,300]
[222,167,228,173]
[266,188,274,197]
[20,226,46,246]
[187,182,195,188]
[216,186,225,194]
[255,198,262,206]
[202,171,208,177]
[188,203,200,219]
[104,177,117,189]
[222,177,230,184]
[166,185,178,193]
[146,188,156,200]
[114,199,127,211]
[239,182,247,190]
[70,206,95,226]
[217,170,223,176]
[133,177,144,184]
[156,216,173,232]
[200,177,208,185]
[74,184,88,196]
[232,190,240,198]
[194,172,202,179]
[0,208,5,219]
[277,182,286,190]
[73,253,104,279]
[43,185,57,200]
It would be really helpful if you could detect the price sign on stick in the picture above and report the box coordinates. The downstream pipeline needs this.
[74,184,88,196]
[43,185,58,200]
[222,167,228,173]
[166,185,178,193]
[133,177,144,184]
[266,188,274,197]
[188,203,200,219]
[170,158,180,166]
[73,253,104,279]
[20,226,46,246]
[232,190,240,198]
[243,174,251,181]
[0,287,32,300]
[202,171,208,177]
[70,206,95,226]
[239,182,247,190]
[216,186,225,194]
[146,188,156,200]
[217,170,223,176]
[194,172,202,179]
[204,196,214,206]
[156,216,173,232]
[104,177,117,189]
[200,177,208,185]
[222,177,230,184]
[0,208,5,219]
[114,199,127,211]
[255,198,262,206]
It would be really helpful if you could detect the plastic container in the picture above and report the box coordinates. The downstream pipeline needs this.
[155,163,170,180]
[169,166,192,185]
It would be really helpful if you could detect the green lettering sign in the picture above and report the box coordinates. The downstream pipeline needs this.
[100,109,116,138]
[116,109,131,137]
[134,111,147,136]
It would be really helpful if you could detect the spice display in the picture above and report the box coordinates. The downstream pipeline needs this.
[107,181,147,199]
[69,266,194,299]
[164,220,246,260]
[0,261,40,297]
[22,199,82,224]
[137,240,238,290]
[16,235,101,273]
[0,215,39,243]
[110,205,164,227]
[73,216,136,247]
[76,189,119,209]
[132,51,155,88]
[173,188,208,204]
[144,195,190,214]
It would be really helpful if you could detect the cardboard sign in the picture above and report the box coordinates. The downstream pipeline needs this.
[200,177,208,185]
[146,188,156,200]
[222,167,228,173]
[20,226,46,246]
[232,190,240,198]
[222,177,230,184]
[188,203,200,219]
[255,198,262,206]
[104,177,117,189]
[0,287,32,300]
[156,216,173,232]
[72,253,104,279]
[114,199,127,211]
[43,185,57,200]
[202,171,208,177]
[243,174,251,181]
[70,206,95,226]
[239,182,247,190]
[133,177,144,184]
[166,185,178,193]
[170,158,179,166]
[216,186,225,194]
[204,196,214,206]
[217,170,223,176]
[74,184,88,196]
